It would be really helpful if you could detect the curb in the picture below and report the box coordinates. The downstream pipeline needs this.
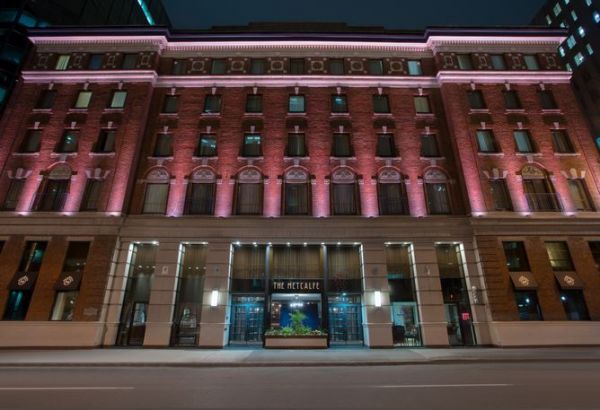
[0,357,598,368]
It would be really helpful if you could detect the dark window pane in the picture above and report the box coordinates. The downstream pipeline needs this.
[2,179,24,211]
[376,134,395,157]
[56,131,78,153]
[162,95,178,113]
[425,183,451,214]
[524,55,539,70]
[457,54,473,70]
[539,90,558,109]
[186,183,215,215]
[80,180,102,211]
[332,183,357,215]
[3,290,32,321]
[476,130,498,153]
[332,133,352,157]
[288,95,305,113]
[203,95,221,113]
[373,95,390,113]
[414,96,431,113]
[420,134,440,157]
[514,131,535,153]
[171,59,186,75]
[94,130,116,153]
[514,291,543,321]
[467,90,486,109]
[88,54,103,70]
[490,55,506,70]
[490,179,512,211]
[196,135,217,157]
[560,290,590,320]
[284,183,309,215]
[378,183,408,215]
[367,59,384,75]
[121,54,137,69]
[236,183,262,215]
[286,133,306,157]
[250,59,266,74]
[588,242,600,269]
[35,180,69,211]
[503,241,530,271]
[329,59,345,75]
[243,134,262,157]
[568,179,594,211]
[19,130,41,153]
[331,95,348,113]
[153,134,172,157]
[245,95,262,113]
[289,58,305,74]
[503,90,522,109]
[211,59,226,74]
[143,183,169,214]
[35,90,56,109]
[551,130,574,153]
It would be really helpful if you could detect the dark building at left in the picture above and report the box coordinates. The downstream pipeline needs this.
[0,0,170,113]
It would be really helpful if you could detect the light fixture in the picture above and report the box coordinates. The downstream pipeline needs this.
[374,290,382,308]
[210,290,219,307]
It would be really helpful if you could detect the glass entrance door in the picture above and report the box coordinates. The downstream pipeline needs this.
[444,303,476,346]
[270,293,322,330]
[328,294,363,345]
[230,295,265,344]
[391,302,421,346]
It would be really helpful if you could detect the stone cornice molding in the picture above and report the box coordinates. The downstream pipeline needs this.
[427,35,566,54]
[437,70,572,84]
[30,36,168,53]
[21,70,158,84]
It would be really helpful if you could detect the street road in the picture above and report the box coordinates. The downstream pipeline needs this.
[0,362,598,409]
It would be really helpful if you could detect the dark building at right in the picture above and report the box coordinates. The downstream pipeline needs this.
[533,0,600,142]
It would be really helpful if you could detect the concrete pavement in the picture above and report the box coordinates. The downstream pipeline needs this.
[0,346,599,367]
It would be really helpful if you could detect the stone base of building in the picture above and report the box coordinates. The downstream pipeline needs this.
[489,322,600,346]
[0,322,105,347]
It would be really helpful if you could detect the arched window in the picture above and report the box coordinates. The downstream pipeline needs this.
[424,169,451,215]
[235,168,263,215]
[142,168,170,214]
[34,164,72,212]
[283,168,310,215]
[331,167,359,215]
[521,165,561,212]
[185,168,216,215]
[378,168,409,215]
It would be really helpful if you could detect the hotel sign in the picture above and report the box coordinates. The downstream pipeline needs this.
[271,279,322,293]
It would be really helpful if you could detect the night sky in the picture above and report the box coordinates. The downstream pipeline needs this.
[163,0,548,30]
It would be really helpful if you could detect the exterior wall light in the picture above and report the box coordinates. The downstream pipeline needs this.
[210,290,219,307]
[374,290,382,308]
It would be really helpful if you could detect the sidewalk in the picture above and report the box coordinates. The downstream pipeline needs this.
[0,346,599,367]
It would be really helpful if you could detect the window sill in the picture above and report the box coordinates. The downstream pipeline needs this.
[201,112,221,116]
[477,152,504,157]
[68,108,89,113]
[375,156,401,160]
[415,113,435,117]
[238,156,264,160]
[147,156,174,160]
[515,152,542,156]
[89,152,116,157]
[51,152,77,157]
[12,152,40,157]
[373,112,393,116]
[505,109,526,114]
[244,112,263,116]
[541,109,563,115]
[287,112,306,116]
[554,152,580,157]
[192,156,218,161]
[330,112,350,116]
[31,108,53,114]
[103,108,124,113]
[420,156,445,160]
[159,112,178,117]
[284,156,310,160]
[330,156,356,160]
[469,109,490,114]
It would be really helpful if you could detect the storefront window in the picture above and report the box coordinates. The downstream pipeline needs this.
[514,290,543,321]
[560,290,590,321]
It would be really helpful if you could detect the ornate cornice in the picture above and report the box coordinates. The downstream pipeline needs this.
[437,70,572,84]
[428,35,565,54]
[29,36,168,53]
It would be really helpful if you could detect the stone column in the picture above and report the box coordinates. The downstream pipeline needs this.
[101,240,131,346]
[144,241,179,347]
[198,241,231,348]
[361,242,393,348]
[412,241,449,347]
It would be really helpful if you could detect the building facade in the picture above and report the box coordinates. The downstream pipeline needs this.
[532,0,600,142]
[0,25,599,349]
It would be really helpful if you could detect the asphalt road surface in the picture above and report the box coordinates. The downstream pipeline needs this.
[0,362,598,409]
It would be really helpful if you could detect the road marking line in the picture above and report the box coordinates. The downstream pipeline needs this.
[373,384,513,389]
[0,387,135,391]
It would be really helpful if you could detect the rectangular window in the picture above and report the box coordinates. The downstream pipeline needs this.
[203,95,222,114]
[545,241,574,271]
[456,54,473,70]
[514,291,543,321]
[367,59,384,75]
[568,179,594,211]
[328,59,345,75]
[286,133,306,157]
[420,134,440,157]
[414,96,431,114]
[560,290,590,320]
[162,95,178,113]
[35,179,69,212]
[121,53,137,69]
[245,95,262,113]
[73,91,92,109]
[539,90,558,109]
[2,179,24,211]
[153,133,172,157]
[50,291,78,321]
[143,183,169,214]
[467,90,486,109]
[196,134,217,157]
[425,183,450,214]
[242,134,262,157]
[376,134,396,157]
[332,133,352,157]
[407,60,422,75]
[3,291,33,321]
[551,130,574,153]
[55,55,70,70]
[379,183,408,215]
[88,54,103,70]
[35,90,56,109]
[373,94,390,113]
[490,54,506,70]
[186,183,215,215]
[109,90,127,109]
[171,59,186,75]
[476,130,498,153]
[289,58,305,74]
[236,183,262,215]
[56,131,78,153]
[250,59,266,74]
[523,55,540,70]
[490,179,512,211]
[502,241,530,271]
[331,95,348,113]
[503,90,522,109]
[94,129,116,153]
[19,130,41,153]
[588,242,600,269]
[284,183,309,215]
[210,59,226,74]
[332,183,357,215]
[288,95,305,113]
[80,180,102,211]
[514,130,535,153]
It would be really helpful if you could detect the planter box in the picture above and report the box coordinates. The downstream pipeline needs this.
[264,335,328,349]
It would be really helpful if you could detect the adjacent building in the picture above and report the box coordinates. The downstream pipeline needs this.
[0,24,599,349]
[532,0,600,143]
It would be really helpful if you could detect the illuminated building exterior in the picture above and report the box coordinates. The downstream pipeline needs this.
[1,25,600,349]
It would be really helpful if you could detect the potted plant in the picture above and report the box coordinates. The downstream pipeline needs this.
[264,311,328,349]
